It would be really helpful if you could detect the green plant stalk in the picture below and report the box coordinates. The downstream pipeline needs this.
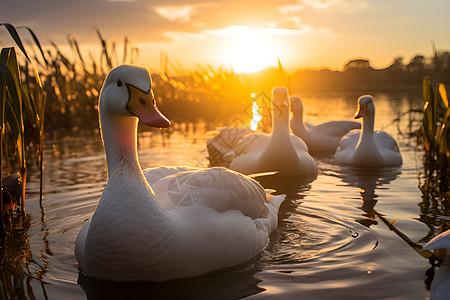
[0,63,5,229]
[38,92,45,213]
[0,49,26,213]
[0,24,48,214]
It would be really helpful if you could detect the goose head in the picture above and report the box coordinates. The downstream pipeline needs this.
[99,65,170,128]
[354,95,375,119]
[272,87,290,124]
[289,96,303,116]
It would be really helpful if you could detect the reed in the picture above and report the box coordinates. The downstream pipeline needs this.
[0,23,144,217]
[0,23,289,219]
[418,77,450,187]
[0,23,46,215]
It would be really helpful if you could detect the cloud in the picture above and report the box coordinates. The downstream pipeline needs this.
[154,3,218,22]
[278,4,304,14]
[0,0,361,47]
[155,6,197,22]
[303,0,369,12]
[163,31,205,42]
[204,25,308,37]
[303,0,338,9]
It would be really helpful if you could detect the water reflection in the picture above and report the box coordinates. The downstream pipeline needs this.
[334,166,401,227]
[0,92,434,299]
[0,214,50,299]
[78,262,264,300]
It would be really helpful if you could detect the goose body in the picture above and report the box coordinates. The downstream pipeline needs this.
[422,230,450,300]
[75,65,286,282]
[207,88,318,176]
[333,95,402,168]
[290,96,360,155]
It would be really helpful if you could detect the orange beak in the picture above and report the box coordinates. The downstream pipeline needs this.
[354,103,367,119]
[126,84,171,128]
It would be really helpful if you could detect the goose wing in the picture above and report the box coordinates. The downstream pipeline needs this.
[374,130,400,153]
[144,166,198,186]
[207,127,269,167]
[151,167,272,219]
[310,121,361,138]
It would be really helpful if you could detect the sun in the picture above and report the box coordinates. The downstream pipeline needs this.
[225,29,279,73]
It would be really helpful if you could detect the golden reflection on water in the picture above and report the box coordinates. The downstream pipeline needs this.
[1,91,438,299]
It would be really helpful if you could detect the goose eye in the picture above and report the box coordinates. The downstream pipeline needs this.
[117,79,123,87]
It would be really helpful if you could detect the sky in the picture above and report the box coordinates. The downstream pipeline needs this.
[1,0,450,73]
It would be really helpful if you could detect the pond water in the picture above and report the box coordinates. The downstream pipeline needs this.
[1,90,442,299]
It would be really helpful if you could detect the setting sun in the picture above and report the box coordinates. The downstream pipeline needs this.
[212,26,281,73]
[225,31,278,73]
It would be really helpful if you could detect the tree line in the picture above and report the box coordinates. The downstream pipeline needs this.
[288,52,450,92]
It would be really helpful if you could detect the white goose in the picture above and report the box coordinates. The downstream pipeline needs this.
[333,95,402,168]
[207,88,318,176]
[75,65,286,282]
[422,230,450,300]
[290,96,360,155]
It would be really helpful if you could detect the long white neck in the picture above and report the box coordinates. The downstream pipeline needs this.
[290,107,308,135]
[100,113,143,178]
[357,112,375,147]
[98,110,173,227]
[262,103,298,159]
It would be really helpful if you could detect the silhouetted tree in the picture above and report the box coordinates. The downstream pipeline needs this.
[387,56,405,71]
[343,59,372,71]
[407,55,426,73]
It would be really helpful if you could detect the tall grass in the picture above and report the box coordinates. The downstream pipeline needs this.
[0,23,288,219]
[0,23,46,216]
[0,23,144,215]
[419,77,450,186]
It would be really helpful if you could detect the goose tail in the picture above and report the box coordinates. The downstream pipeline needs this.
[264,193,286,232]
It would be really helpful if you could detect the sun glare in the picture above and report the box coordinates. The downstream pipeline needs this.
[224,28,279,73]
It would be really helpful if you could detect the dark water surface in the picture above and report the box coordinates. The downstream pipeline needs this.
[3,91,440,299]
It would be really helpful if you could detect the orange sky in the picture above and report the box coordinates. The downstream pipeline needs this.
[2,0,450,73]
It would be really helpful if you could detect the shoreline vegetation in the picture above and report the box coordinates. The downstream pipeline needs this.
[0,25,448,131]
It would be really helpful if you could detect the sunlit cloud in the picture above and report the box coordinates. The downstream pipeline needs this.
[277,4,303,14]
[288,0,369,12]
[281,16,310,31]
[303,0,340,9]
[315,27,340,38]
[204,25,306,36]
[154,3,217,22]
[154,5,197,22]
[163,31,205,42]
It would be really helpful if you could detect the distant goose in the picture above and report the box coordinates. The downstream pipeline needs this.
[75,65,286,282]
[333,95,402,168]
[422,230,450,300]
[207,88,318,176]
[290,96,360,155]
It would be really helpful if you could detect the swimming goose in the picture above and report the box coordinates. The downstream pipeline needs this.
[290,96,360,155]
[333,95,402,168]
[207,88,318,176]
[74,65,286,282]
[422,230,450,300]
